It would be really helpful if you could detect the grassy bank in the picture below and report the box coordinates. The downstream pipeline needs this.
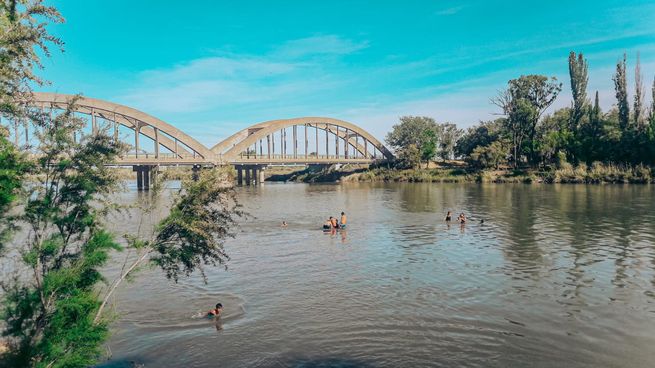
[266,162,654,184]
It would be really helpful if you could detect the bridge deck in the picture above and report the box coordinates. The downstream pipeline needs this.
[113,154,377,166]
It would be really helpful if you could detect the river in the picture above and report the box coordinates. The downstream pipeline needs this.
[100,182,655,368]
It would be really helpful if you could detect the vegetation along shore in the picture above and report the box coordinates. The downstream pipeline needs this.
[268,51,655,185]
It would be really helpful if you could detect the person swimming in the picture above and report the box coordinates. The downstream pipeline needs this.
[281,221,288,227]
[340,212,347,229]
[445,211,452,222]
[458,213,467,224]
[208,303,223,317]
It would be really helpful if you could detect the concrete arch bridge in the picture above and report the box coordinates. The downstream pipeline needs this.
[7,93,393,188]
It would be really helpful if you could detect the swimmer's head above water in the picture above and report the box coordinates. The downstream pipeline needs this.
[208,303,223,316]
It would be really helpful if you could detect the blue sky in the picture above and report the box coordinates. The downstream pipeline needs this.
[40,0,655,146]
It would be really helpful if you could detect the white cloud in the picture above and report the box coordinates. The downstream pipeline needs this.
[112,29,655,146]
[115,35,366,114]
[271,35,369,59]
[435,5,465,16]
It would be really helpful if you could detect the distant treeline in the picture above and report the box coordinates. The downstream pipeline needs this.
[386,52,655,170]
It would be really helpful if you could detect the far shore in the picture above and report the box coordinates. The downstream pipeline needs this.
[262,162,655,184]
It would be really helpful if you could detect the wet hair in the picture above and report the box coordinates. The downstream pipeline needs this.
[329,216,333,219]
[216,303,223,309]
[341,212,345,215]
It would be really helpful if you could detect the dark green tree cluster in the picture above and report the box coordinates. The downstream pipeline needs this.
[385,116,462,168]
[456,52,655,169]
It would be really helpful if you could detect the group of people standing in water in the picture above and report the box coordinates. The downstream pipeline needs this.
[445,211,483,224]
[445,211,467,224]
[323,212,347,230]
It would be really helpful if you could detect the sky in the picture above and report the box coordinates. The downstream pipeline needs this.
[39,0,655,147]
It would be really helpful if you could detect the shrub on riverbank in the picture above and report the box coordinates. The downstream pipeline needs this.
[341,163,652,184]
[546,162,652,183]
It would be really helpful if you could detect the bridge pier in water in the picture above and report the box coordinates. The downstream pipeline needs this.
[235,165,266,186]
[133,165,158,191]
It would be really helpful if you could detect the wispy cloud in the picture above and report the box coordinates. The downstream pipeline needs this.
[116,35,366,114]
[271,35,369,59]
[435,5,465,16]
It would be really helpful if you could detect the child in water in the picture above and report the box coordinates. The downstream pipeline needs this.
[208,303,223,318]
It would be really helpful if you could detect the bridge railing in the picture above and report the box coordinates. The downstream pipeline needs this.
[235,153,378,161]
[118,152,224,162]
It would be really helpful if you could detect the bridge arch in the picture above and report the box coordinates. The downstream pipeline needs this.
[211,117,393,161]
[32,92,214,160]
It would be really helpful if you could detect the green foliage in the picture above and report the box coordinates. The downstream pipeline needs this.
[437,123,462,161]
[386,116,463,166]
[455,119,504,157]
[420,129,437,164]
[468,140,510,169]
[613,53,630,131]
[153,168,242,282]
[548,162,652,183]
[568,51,589,130]
[633,53,644,126]
[0,0,63,117]
[457,52,655,169]
[385,116,438,152]
[492,74,562,166]
[0,134,28,249]
[396,143,421,169]
[1,99,126,367]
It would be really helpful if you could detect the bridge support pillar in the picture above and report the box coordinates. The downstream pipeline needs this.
[244,167,251,186]
[257,166,266,184]
[235,165,266,186]
[236,166,243,186]
[133,165,158,191]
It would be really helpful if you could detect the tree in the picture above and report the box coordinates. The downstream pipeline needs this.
[650,76,655,124]
[396,143,421,169]
[386,116,442,167]
[468,140,510,169]
[0,128,28,249]
[536,108,572,165]
[1,100,127,367]
[420,129,437,167]
[1,101,242,367]
[1,0,61,248]
[0,2,243,367]
[568,51,588,130]
[492,75,562,167]
[613,53,630,131]
[455,119,504,158]
[0,0,63,118]
[633,53,644,126]
[437,123,462,161]
[385,116,438,152]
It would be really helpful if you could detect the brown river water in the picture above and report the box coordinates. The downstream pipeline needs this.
[90,183,654,367]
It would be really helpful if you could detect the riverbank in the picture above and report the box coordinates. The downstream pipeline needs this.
[265,162,654,184]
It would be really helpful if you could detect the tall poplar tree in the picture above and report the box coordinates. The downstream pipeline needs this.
[568,51,588,129]
[634,53,644,126]
[613,53,630,131]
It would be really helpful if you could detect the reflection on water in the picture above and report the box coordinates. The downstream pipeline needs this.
[99,183,655,368]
